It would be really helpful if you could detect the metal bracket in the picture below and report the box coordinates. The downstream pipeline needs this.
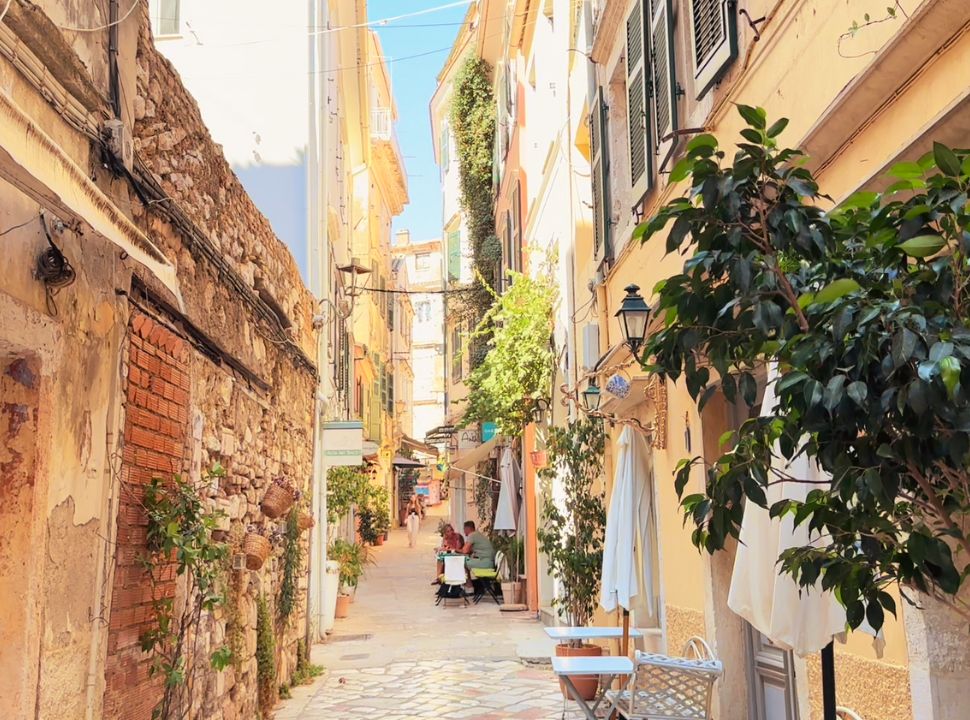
[739,9,767,41]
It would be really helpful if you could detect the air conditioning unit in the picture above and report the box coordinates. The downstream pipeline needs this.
[582,324,600,371]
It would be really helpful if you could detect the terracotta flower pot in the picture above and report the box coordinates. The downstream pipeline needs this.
[374,534,384,546]
[500,581,523,605]
[556,643,603,701]
[529,450,548,469]
[334,594,351,619]
[298,513,315,531]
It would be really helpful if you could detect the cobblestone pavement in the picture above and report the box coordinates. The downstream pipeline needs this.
[274,505,586,720]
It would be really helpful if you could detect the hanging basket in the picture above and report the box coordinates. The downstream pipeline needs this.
[529,450,548,469]
[242,533,271,570]
[261,483,296,518]
[298,513,315,532]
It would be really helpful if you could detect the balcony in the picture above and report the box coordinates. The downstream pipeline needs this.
[370,108,409,215]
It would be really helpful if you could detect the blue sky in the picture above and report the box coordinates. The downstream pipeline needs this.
[368,1,468,243]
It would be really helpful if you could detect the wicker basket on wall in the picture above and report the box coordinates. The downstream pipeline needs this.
[261,483,296,518]
[242,533,271,570]
[298,513,315,532]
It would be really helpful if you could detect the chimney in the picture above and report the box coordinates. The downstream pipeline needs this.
[394,229,411,246]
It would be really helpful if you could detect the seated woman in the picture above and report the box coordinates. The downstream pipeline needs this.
[432,524,465,583]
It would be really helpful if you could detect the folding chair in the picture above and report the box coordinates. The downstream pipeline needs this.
[470,548,504,604]
[436,554,469,607]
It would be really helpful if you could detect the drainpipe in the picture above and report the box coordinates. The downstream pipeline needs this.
[307,0,332,643]
[108,0,121,118]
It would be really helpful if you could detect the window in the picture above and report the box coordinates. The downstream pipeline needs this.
[447,230,461,282]
[511,180,522,273]
[590,87,613,265]
[625,0,679,201]
[451,325,463,381]
[689,0,738,99]
[440,123,450,172]
[149,0,180,37]
[415,253,432,272]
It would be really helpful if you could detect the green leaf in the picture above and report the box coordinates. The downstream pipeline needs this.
[766,118,789,138]
[934,142,961,176]
[669,157,695,183]
[686,133,717,153]
[823,375,846,412]
[940,356,961,399]
[847,381,868,406]
[898,234,945,258]
[866,598,885,630]
[813,278,861,305]
[737,104,767,129]
[891,328,917,368]
[888,161,923,180]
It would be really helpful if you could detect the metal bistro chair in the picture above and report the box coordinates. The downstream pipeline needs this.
[469,549,503,605]
[436,554,470,607]
[605,637,723,720]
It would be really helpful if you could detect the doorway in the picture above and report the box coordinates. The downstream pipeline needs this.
[745,623,800,720]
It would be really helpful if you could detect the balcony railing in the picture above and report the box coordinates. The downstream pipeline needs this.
[371,108,393,140]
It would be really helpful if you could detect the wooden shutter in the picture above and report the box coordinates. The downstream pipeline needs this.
[447,230,461,281]
[590,87,612,264]
[511,181,522,272]
[690,0,737,99]
[625,1,651,200]
[650,0,678,167]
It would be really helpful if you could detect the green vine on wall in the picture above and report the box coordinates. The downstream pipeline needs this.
[277,507,302,623]
[450,56,499,331]
[256,594,277,718]
[139,465,230,720]
[462,270,557,437]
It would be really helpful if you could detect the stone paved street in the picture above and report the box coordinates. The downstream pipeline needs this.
[274,505,585,720]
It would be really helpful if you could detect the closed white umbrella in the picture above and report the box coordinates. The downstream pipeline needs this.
[600,426,655,654]
[727,365,845,656]
[493,447,520,532]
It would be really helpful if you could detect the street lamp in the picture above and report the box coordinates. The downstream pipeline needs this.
[531,397,549,425]
[615,284,652,362]
[581,379,602,413]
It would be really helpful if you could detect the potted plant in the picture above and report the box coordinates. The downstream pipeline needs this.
[495,535,525,605]
[330,539,370,617]
[537,417,607,700]
[359,484,391,546]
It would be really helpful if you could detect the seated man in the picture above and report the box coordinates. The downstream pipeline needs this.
[459,521,495,570]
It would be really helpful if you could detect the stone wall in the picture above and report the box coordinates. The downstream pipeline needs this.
[0,3,318,719]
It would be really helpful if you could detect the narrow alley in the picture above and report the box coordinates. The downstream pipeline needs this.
[276,507,569,720]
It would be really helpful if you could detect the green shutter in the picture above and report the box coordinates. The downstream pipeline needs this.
[590,87,612,263]
[650,0,678,163]
[690,0,738,99]
[447,230,461,281]
[626,1,652,200]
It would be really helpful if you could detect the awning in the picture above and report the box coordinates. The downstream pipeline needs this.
[401,435,438,458]
[450,434,502,472]
[362,440,379,456]
[392,455,424,468]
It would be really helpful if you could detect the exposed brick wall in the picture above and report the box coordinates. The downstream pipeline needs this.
[102,311,189,720]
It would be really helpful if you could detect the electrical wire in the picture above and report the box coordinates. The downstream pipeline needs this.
[358,285,476,296]
[0,0,12,26]
[311,0,474,36]
[58,0,140,32]
[0,215,39,237]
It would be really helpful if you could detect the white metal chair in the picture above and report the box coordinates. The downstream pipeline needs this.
[605,636,723,720]
[836,709,864,720]
[436,554,469,607]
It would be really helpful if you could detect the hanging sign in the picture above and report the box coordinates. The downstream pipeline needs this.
[322,421,363,467]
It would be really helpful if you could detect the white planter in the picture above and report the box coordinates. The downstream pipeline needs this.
[323,560,340,632]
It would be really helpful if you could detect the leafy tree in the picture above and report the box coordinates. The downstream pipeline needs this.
[638,105,970,628]
[537,418,607,628]
[462,270,557,437]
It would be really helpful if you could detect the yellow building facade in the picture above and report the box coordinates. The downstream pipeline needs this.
[462,0,970,718]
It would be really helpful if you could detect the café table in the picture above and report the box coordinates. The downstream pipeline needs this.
[551,655,634,720]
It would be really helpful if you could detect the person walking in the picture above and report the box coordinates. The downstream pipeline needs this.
[405,494,422,548]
